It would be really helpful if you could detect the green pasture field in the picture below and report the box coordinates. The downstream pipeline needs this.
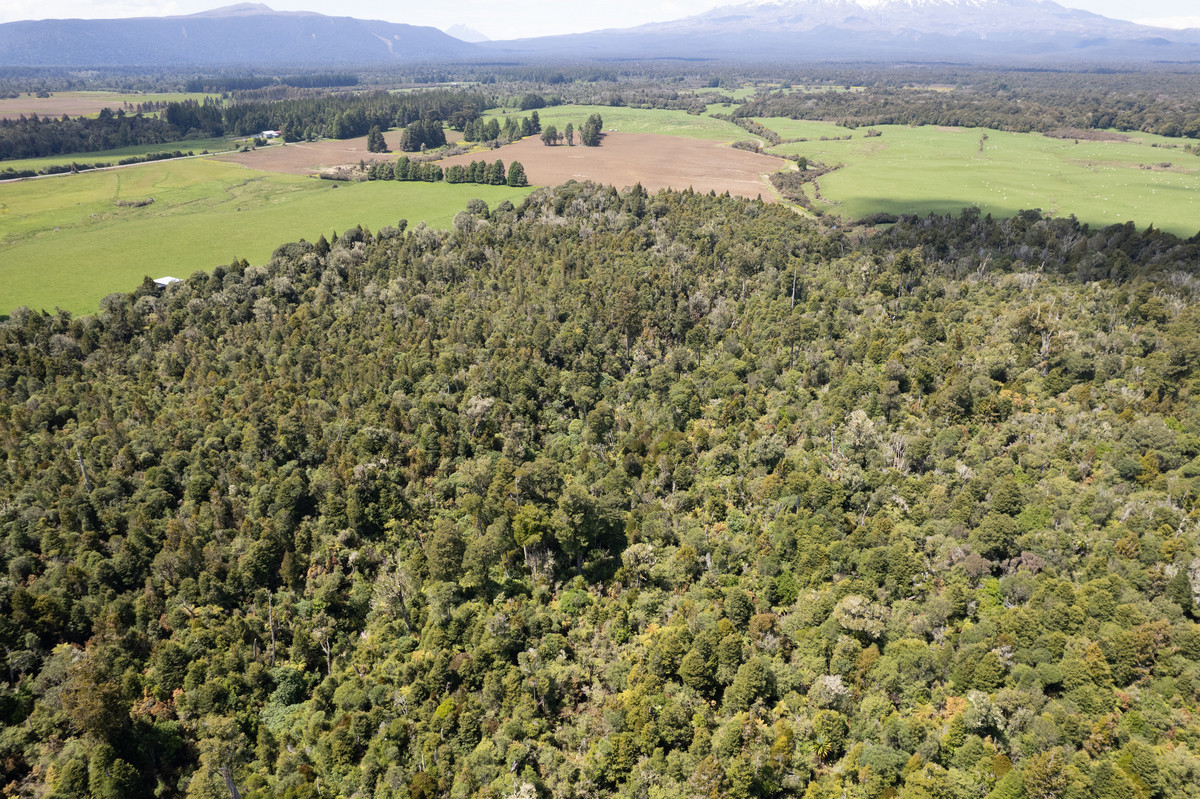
[768,125,1200,237]
[0,158,533,316]
[1,137,238,173]
[485,105,746,141]
[693,86,760,101]
[703,103,739,115]
[751,117,857,140]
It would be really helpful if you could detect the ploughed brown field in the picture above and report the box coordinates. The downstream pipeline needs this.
[213,131,787,200]
[0,92,217,121]
[211,131,410,174]
[0,94,134,120]
[442,133,786,200]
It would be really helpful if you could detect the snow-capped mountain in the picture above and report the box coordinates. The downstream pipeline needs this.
[445,24,490,43]
[483,0,1200,62]
[666,0,1148,36]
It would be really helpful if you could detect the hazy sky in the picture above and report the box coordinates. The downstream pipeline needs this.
[1,0,1197,40]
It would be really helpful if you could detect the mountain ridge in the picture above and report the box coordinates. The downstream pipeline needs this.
[2,0,1199,67]
[0,4,479,67]
[480,0,1200,62]
[182,3,319,18]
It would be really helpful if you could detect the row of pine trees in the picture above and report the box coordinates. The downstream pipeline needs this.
[365,156,527,187]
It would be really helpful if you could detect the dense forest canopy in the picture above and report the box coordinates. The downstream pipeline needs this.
[3,182,1200,798]
[733,83,1200,138]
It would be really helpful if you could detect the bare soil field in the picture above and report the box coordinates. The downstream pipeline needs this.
[1,95,130,120]
[0,92,206,120]
[442,134,787,200]
[211,132,398,174]
[211,130,465,175]
[212,131,787,199]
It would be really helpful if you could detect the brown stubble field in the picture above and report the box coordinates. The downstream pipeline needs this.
[0,92,215,120]
[0,94,136,120]
[441,134,786,200]
[210,130,413,174]
[212,131,787,199]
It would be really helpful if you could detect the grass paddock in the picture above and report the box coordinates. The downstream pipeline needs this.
[766,124,1200,236]
[1,158,531,316]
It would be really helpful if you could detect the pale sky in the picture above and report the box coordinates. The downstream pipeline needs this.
[0,0,1197,41]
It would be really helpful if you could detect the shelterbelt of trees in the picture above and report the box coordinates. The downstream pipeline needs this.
[4,185,1200,798]
[0,89,494,161]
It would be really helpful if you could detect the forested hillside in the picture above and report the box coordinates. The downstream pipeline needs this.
[3,184,1200,798]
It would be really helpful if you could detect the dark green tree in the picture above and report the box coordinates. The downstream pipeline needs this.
[507,161,528,187]
[581,113,603,146]
[366,125,387,153]
[426,519,465,582]
[486,159,506,185]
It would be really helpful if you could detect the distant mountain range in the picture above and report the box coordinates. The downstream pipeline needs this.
[0,3,477,67]
[1,0,1198,67]
[480,0,1200,62]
